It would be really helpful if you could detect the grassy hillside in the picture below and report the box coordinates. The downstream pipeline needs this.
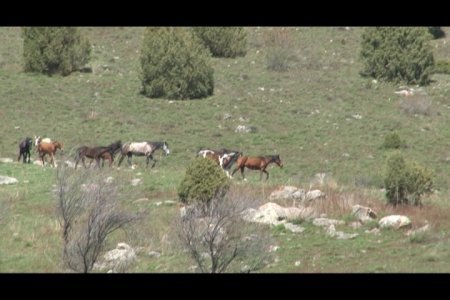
[1,27,450,272]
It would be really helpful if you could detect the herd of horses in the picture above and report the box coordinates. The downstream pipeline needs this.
[17,136,283,180]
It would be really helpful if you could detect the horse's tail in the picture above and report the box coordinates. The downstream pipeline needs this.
[121,142,130,154]
[223,152,241,170]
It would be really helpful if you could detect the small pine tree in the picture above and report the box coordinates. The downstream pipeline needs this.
[360,27,435,85]
[192,27,247,58]
[384,152,433,206]
[428,27,445,39]
[178,157,230,205]
[22,27,91,76]
[382,132,404,149]
[140,27,214,100]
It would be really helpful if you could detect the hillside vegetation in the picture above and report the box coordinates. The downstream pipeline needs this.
[1,27,450,272]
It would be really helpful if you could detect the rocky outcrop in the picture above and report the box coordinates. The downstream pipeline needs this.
[93,242,136,273]
[268,186,325,205]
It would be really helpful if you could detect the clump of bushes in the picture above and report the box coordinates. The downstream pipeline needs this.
[192,27,247,58]
[384,152,433,206]
[360,27,434,85]
[140,27,214,100]
[382,132,405,149]
[262,28,296,72]
[178,157,230,205]
[22,27,91,76]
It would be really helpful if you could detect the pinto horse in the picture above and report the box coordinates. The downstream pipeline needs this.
[18,137,33,163]
[197,148,242,178]
[74,141,122,169]
[117,141,170,168]
[34,136,52,147]
[231,155,283,180]
[37,141,64,167]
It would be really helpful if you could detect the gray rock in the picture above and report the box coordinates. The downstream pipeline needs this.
[312,218,345,227]
[379,215,412,229]
[283,223,305,233]
[0,158,13,163]
[352,205,377,223]
[305,190,326,202]
[406,224,430,236]
[0,176,18,185]
[94,242,136,272]
[131,178,142,186]
[148,251,161,258]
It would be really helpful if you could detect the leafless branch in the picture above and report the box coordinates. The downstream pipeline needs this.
[176,186,273,273]
[55,165,138,273]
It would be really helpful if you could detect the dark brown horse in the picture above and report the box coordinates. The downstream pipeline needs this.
[18,137,33,163]
[74,141,122,169]
[231,155,283,180]
[37,141,64,167]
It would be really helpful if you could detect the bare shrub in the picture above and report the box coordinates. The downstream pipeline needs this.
[262,28,296,72]
[176,185,273,273]
[399,95,433,116]
[55,165,138,273]
[0,195,11,224]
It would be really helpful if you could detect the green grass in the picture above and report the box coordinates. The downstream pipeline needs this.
[1,27,450,272]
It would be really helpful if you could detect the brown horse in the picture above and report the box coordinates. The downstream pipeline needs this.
[37,141,64,167]
[74,141,122,169]
[231,155,283,180]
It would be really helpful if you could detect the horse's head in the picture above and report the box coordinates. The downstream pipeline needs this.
[110,140,122,154]
[55,141,64,152]
[34,136,41,146]
[273,155,283,168]
[26,137,33,148]
[163,141,170,156]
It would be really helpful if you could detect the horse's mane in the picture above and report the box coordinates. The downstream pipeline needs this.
[146,141,169,151]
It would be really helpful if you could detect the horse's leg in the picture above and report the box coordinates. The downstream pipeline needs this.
[117,153,124,167]
[40,153,45,167]
[27,150,31,163]
[262,169,269,180]
[95,157,102,169]
[127,153,132,166]
[150,155,156,168]
[18,151,22,163]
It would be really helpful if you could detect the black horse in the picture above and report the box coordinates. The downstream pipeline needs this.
[18,137,33,163]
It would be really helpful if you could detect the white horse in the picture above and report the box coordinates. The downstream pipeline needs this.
[117,141,170,168]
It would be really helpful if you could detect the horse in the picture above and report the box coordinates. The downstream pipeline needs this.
[231,155,283,180]
[197,148,242,178]
[117,141,170,168]
[18,137,33,163]
[74,140,122,169]
[34,136,52,147]
[37,141,64,167]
